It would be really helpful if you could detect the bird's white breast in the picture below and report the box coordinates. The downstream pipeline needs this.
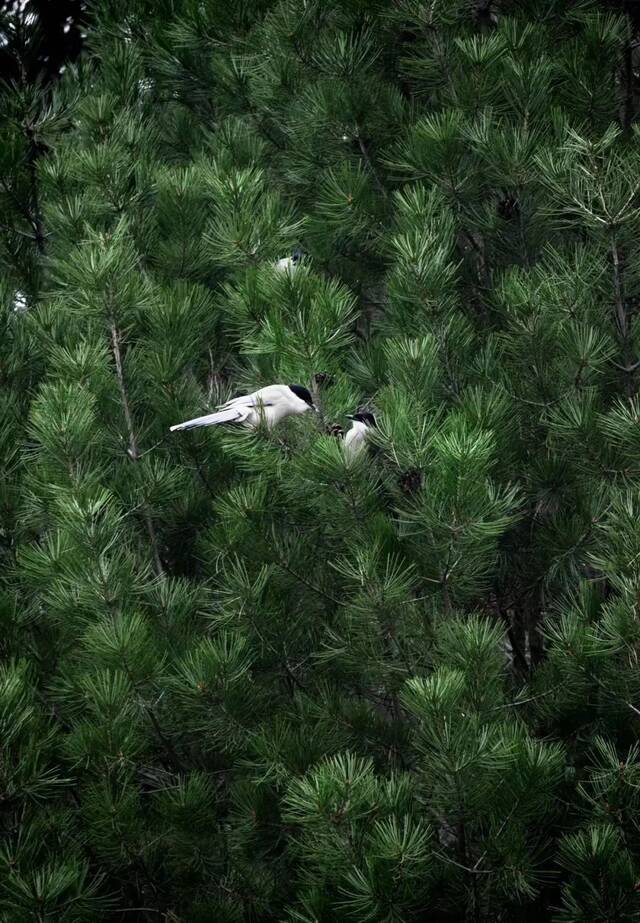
[343,420,368,457]
[275,256,297,273]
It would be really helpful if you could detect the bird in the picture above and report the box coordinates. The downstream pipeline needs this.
[170,384,316,432]
[343,411,376,458]
[275,248,304,273]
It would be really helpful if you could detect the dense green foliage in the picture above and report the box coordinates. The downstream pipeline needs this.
[3,0,640,919]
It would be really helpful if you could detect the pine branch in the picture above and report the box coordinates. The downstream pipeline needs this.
[488,593,530,676]
[145,705,186,773]
[110,323,164,576]
[0,174,47,247]
[609,232,637,396]
[620,29,638,133]
[273,554,342,608]
[0,220,41,241]
[356,134,386,196]
[23,120,46,254]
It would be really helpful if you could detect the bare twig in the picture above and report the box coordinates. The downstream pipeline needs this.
[356,134,386,196]
[110,323,164,576]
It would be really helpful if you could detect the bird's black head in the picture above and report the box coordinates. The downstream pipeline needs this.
[348,411,376,427]
[292,248,305,262]
[288,384,315,407]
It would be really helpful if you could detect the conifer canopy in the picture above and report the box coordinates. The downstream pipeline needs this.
[2,0,640,919]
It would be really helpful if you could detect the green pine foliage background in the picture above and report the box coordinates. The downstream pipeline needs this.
[3,0,640,919]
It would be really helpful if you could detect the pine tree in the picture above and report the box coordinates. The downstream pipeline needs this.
[4,0,640,920]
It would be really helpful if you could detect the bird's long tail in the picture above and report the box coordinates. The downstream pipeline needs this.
[170,408,243,432]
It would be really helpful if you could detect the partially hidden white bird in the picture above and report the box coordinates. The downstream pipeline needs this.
[275,248,304,273]
[170,384,315,432]
[343,412,376,458]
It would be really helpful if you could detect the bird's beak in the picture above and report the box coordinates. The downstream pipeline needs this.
[345,414,353,420]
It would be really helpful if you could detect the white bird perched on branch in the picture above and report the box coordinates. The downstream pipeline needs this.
[343,412,376,458]
[170,384,316,432]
